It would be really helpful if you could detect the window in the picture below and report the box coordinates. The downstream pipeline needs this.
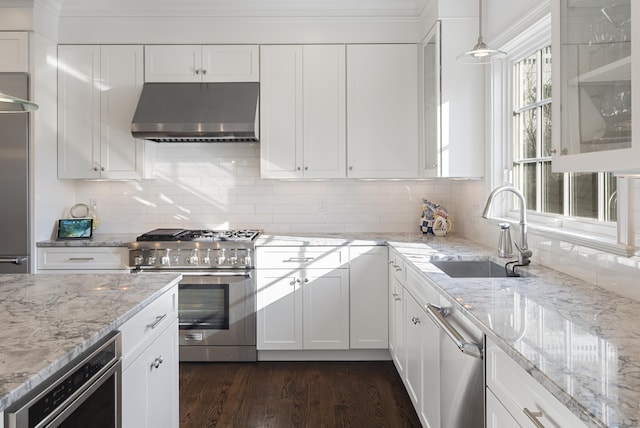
[512,46,617,223]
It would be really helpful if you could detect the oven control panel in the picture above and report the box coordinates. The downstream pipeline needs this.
[129,248,253,270]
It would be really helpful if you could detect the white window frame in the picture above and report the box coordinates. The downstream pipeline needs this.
[489,14,635,256]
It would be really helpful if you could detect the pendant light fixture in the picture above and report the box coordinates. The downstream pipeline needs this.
[456,0,506,64]
[0,91,38,113]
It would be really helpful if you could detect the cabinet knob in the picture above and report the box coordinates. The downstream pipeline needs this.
[297,166,301,171]
[202,69,207,75]
[101,166,105,171]
[93,166,99,171]
[304,166,309,171]
[411,316,420,325]
[195,69,201,75]
[349,166,353,171]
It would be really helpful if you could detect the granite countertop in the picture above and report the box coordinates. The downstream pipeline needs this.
[36,231,639,426]
[0,272,181,413]
[36,233,137,247]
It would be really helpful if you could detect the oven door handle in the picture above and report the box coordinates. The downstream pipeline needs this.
[179,271,252,278]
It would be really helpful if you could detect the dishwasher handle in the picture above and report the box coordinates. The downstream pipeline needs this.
[425,303,483,360]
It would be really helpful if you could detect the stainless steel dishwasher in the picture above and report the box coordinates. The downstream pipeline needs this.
[425,296,484,427]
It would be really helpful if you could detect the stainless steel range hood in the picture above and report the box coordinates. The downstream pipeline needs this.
[131,82,259,142]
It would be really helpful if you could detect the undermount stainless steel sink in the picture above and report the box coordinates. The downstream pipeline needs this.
[431,260,522,278]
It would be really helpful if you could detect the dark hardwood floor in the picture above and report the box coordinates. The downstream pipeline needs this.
[179,361,421,428]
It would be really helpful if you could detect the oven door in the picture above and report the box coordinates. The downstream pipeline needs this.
[178,272,256,348]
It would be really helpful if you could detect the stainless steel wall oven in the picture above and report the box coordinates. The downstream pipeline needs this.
[129,229,259,362]
[5,331,122,428]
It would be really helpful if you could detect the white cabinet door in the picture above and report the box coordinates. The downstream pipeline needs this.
[389,274,405,375]
[486,389,521,428]
[349,246,388,349]
[303,268,349,349]
[202,45,259,82]
[260,45,346,179]
[146,45,259,82]
[256,268,303,350]
[552,0,639,172]
[302,45,346,178]
[122,319,179,428]
[257,267,349,350]
[144,45,201,82]
[404,292,423,408]
[58,45,101,179]
[346,44,419,178]
[422,20,485,178]
[100,45,145,180]
[259,45,303,178]
[58,45,146,180]
[0,32,28,72]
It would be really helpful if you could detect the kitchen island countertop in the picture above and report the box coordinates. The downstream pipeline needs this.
[0,272,181,414]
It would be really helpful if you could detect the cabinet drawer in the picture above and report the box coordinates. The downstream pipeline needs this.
[37,247,128,270]
[388,249,405,283]
[487,339,587,428]
[120,285,178,367]
[256,246,349,269]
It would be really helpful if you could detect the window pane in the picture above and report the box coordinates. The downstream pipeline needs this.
[571,173,598,218]
[515,163,538,211]
[515,109,537,159]
[516,53,538,109]
[604,173,617,222]
[542,162,563,214]
[542,46,552,99]
[542,104,552,157]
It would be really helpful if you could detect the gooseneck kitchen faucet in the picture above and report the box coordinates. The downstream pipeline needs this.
[482,185,532,266]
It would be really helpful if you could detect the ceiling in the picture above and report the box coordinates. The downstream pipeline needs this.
[43,0,430,18]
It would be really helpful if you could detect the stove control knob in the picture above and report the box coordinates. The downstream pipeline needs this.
[202,255,211,265]
[161,250,171,266]
[147,256,157,265]
[242,249,252,267]
[229,251,238,266]
[217,249,226,266]
[186,253,199,265]
[134,256,144,266]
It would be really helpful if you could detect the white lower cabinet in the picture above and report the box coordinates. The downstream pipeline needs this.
[388,248,406,374]
[120,285,179,428]
[256,246,350,350]
[486,338,587,428]
[486,389,521,428]
[256,267,349,350]
[349,246,388,349]
[37,247,129,273]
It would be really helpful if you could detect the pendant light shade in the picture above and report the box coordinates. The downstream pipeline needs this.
[457,0,506,64]
[0,91,38,113]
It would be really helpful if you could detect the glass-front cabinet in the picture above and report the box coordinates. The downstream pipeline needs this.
[552,0,639,172]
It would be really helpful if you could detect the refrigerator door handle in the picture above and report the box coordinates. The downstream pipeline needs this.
[0,256,28,265]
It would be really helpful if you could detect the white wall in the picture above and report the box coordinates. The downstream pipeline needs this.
[74,143,457,235]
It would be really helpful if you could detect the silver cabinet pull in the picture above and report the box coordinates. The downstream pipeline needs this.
[283,257,314,263]
[147,314,167,329]
[425,303,483,359]
[411,316,420,325]
[392,293,401,301]
[0,257,28,265]
[523,408,545,428]
[69,257,95,261]
[151,355,164,369]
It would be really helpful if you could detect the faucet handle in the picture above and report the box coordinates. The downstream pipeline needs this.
[513,241,532,265]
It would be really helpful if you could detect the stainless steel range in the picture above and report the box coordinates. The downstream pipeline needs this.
[129,228,260,362]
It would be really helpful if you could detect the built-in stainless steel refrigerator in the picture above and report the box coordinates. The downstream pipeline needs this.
[0,73,30,273]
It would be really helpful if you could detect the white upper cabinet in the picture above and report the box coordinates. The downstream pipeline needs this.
[422,20,485,178]
[260,45,346,179]
[552,0,639,172]
[346,44,419,178]
[58,45,150,180]
[145,45,259,82]
[0,32,28,72]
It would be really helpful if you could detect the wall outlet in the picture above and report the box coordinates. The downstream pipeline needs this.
[318,198,327,212]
